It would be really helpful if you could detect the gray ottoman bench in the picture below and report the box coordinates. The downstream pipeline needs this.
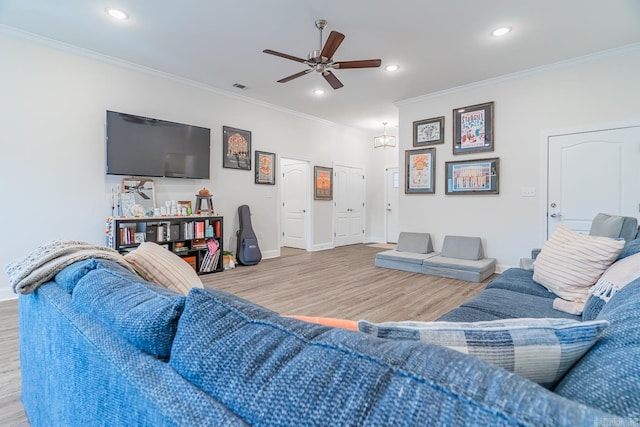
[374,232,438,273]
[421,235,496,282]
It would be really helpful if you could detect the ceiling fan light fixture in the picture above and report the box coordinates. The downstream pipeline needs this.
[313,89,325,95]
[374,122,397,148]
[384,64,400,72]
[105,7,129,20]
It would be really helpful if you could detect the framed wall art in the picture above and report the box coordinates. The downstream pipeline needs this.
[223,126,251,170]
[413,116,445,146]
[453,101,494,154]
[121,178,156,215]
[314,166,333,200]
[255,150,276,185]
[445,157,499,195]
[405,148,436,194]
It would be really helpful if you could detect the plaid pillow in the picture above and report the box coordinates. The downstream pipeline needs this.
[358,317,609,388]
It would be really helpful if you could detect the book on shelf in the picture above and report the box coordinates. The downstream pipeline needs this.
[198,249,220,273]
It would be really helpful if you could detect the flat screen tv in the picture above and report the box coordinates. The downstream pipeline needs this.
[106,110,211,179]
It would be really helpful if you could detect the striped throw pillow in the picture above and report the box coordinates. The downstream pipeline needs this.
[533,225,624,304]
[358,317,609,388]
[125,242,203,295]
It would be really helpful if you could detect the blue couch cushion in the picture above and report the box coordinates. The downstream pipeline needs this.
[169,288,609,426]
[554,278,640,418]
[73,267,185,358]
[453,288,581,321]
[55,258,138,293]
[485,268,556,299]
[617,237,640,261]
[437,306,505,322]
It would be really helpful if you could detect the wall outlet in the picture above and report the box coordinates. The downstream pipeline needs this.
[521,187,536,197]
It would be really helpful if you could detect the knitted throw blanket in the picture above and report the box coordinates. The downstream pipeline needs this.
[6,240,137,295]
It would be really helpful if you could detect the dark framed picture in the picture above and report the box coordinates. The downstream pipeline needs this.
[413,116,445,146]
[445,157,499,195]
[255,151,276,185]
[314,166,333,200]
[405,148,436,194]
[453,101,494,154]
[223,126,251,170]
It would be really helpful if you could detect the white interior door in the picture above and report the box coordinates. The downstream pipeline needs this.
[547,126,640,237]
[334,165,365,246]
[281,160,310,249]
[385,167,400,243]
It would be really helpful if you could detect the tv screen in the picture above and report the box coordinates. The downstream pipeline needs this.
[106,110,211,179]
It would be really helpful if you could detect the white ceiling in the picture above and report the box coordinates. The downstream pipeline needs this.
[1,0,639,134]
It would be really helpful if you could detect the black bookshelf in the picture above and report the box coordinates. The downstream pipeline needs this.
[108,215,224,274]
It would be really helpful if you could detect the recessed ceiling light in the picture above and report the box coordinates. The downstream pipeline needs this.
[491,26,512,37]
[313,89,325,95]
[384,64,400,72]
[105,7,129,20]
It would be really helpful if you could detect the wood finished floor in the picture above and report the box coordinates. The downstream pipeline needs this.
[0,244,491,426]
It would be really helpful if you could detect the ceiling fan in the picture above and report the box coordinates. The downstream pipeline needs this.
[263,19,382,90]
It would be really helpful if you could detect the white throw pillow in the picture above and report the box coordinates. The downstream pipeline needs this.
[124,242,204,295]
[533,225,624,304]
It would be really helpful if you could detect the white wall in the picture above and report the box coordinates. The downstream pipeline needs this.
[0,31,392,300]
[397,46,640,271]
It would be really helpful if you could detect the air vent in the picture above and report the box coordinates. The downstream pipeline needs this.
[232,83,248,90]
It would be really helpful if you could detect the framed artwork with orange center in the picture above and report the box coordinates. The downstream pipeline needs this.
[314,166,333,201]
[255,151,276,185]
[405,148,436,194]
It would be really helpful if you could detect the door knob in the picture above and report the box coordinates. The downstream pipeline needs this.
[550,213,562,218]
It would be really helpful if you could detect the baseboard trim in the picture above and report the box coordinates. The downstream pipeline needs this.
[262,249,280,259]
[312,243,335,252]
[0,287,17,302]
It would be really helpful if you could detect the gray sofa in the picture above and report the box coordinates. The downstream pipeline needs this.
[17,237,640,425]
[375,232,496,282]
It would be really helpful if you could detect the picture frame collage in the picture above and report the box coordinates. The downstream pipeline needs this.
[222,125,334,200]
[406,101,499,195]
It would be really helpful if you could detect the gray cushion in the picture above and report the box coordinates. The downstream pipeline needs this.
[440,236,484,260]
[422,255,495,273]
[590,213,638,242]
[375,250,438,265]
[396,232,433,254]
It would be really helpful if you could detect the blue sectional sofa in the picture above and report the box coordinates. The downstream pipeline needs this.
[18,240,640,426]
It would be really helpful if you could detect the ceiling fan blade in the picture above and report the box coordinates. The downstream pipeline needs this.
[333,59,382,69]
[263,49,307,64]
[320,31,345,60]
[277,69,313,83]
[322,71,344,90]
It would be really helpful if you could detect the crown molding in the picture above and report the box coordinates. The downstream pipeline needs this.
[396,42,640,107]
[0,25,358,133]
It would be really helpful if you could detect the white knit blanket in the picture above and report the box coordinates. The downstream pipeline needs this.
[5,240,137,294]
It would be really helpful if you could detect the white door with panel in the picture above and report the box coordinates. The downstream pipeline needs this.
[385,167,400,243]
[281,160,310,250]
[334,165,365,246]
[547,126,640,237]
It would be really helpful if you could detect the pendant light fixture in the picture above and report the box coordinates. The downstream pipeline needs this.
[374,122,397,148]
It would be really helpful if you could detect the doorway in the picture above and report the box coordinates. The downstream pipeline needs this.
[546,125,640,237]
[385,167,400,243]
[280,157,311,250]
[334,165,365,247]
